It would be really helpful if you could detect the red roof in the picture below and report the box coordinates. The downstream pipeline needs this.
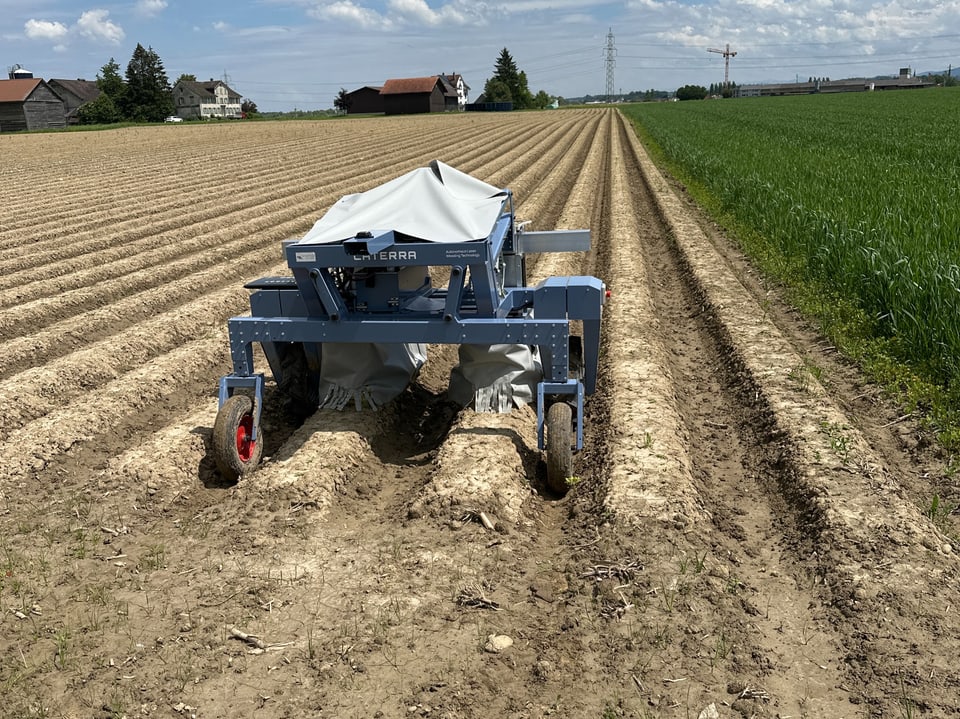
[380,77,442,95]
[0,78,42,103]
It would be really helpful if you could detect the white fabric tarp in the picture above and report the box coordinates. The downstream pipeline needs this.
[298,160,507,245]
[303,161,542,414]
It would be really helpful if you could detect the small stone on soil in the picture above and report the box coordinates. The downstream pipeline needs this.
[484,634,513,653]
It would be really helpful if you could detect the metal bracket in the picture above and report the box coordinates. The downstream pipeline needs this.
[536,380,585,451]
[218,373,265,442]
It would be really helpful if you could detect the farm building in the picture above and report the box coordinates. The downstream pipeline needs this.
[345,86,385,115]
[443,73,470,111]
[0,78,66,132]
[171,79,242,120]
[47,79,102,124]
[380,76,461,115]
[737,68,934,97]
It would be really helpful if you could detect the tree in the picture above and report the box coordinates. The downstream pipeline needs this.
[77,92,121,124]
[97,57,125,100]
[123,43,173,122]
[175,73,197,85]
[333,88,351,114]
[484,48,534,109]
[676,84,707,101]
[516,70,534,108]
[481,78,511,103]
[533,90,551,109]
[80,57,126,124]
[241,99,259,117]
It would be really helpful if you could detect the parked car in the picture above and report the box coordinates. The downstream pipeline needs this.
[164,116,183,123]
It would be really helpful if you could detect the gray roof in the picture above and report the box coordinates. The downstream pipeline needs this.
[48,79,102,103]
[175,79,242,100]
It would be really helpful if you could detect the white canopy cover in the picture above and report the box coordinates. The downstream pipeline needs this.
[298,160,507,245]
[298,161,539,413]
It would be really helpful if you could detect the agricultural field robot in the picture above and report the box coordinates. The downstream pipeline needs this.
[212,161,606,492]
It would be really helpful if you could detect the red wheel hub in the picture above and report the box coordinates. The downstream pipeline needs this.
[235,414,257,463]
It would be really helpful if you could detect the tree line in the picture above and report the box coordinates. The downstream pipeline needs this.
[78,44,173,124]
[481,49,553,109]
[77,44,257,125]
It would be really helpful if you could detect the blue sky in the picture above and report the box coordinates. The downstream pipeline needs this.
[3,1,959,111]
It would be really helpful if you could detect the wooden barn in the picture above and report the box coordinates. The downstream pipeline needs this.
[47,79,102,124]
[380,76,455,115]
[345,86,384,114]
[0,78,66,132]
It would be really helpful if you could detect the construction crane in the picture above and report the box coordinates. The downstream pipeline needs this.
[707,44,737,87]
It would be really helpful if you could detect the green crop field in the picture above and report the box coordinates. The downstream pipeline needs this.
[622,88,960,441]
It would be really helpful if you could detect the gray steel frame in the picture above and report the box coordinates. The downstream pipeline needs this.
[218,191,605,451]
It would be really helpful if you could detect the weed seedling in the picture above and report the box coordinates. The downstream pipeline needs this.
[142,544,166,571]
[53,628,70,670]
[926,494,956,534]
[711,631,730,666]
[658,577,677,612]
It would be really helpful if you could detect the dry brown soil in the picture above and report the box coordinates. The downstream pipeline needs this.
[1,109,959,719]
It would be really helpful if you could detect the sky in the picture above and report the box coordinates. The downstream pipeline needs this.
[2,0,959,111]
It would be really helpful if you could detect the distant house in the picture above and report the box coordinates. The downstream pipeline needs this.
[442,74,470,111]
[345,86,384,115]
[48,79,101,124]
[380,76,456,115]
[172,79,242,119]
[0,78,66,132]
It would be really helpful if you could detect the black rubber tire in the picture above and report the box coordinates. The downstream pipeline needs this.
[277,343,319,421]
[545,402,574,494]
[213,395,263,481]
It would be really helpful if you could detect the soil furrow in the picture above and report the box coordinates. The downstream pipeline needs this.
[611,111,853,715]
[0,118,565,309]
[0,119,513,243]
[0,121,522,286]
[0,115,529,243]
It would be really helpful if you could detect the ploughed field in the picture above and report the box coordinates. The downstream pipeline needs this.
[1,110,958,718]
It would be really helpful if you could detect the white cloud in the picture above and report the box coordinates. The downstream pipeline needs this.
[309,1,391,29]
[137,0,168,17]
[213,20,291,37]
[76,9,125,45]
[387,0,472,26]
[388,0,440,24]
[24,19,69,41]
[304,0,491,29]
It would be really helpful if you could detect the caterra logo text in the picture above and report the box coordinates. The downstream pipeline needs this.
[354,250,418,261]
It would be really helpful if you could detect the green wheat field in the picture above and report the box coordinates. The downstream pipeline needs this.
[623,88,960,435]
